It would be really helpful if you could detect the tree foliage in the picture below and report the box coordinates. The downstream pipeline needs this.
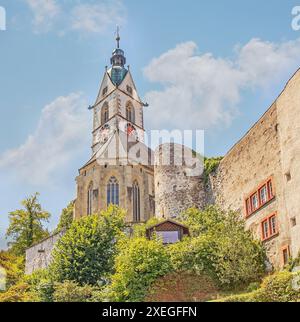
[50,206,126,286]
[52,281,102,302]
[6,193,50,256]
[24,269,54,302]
[0,251,24,289]
[204,157,223,180]
[131,217,163,238]
[0,281,39,302]
[107,236,173,302]
[54,201,74,233]
[174,206,266,288]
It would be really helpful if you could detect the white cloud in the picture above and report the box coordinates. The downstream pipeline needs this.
[70,2,126,34]
[24,0,126,35]
[144,39,300,130]
[237,38,300,87]
[25,0,61,32]
[0,93,90,185]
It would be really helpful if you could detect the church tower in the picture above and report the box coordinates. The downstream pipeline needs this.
[92,29,146,156]
[74,30,155,223]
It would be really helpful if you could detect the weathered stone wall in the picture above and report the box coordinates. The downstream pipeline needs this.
[25,231,65,275]
[276,70,300,258]
[208,103,284,267]
[154,143,206,219]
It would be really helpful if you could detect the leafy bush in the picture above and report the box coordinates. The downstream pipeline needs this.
[49,206,126,286]
[177,206,266,288]
[25,269,54,302]
[204,157,223,182]
[107,236,173,302]
[259,272,300,302]
[132,217,163,238]
[0,281,39,302]
[0,251,24,289]
[52,281,102,302]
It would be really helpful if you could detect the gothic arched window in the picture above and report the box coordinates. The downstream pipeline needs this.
[87,182,93,215]
[102,103,109,124]
[126,102,135,124]
[133,181,141,222]
[107,177,119,206]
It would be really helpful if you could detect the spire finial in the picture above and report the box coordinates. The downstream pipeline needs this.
[115,25,120,48]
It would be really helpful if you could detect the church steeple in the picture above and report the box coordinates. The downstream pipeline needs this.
[92,30,146,153]
[110,27,126,68]
[108,27,128,86]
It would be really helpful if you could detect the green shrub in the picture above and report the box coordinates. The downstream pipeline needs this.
[49,206,126,286]
[53,281,101,302]
[0,282,39,302]
[247,281,261,292]
[0,251,24,289]
[204,157,223,182]
[177,206,266,288]
[25,269,54,302]
[132,217,163,238]
[259,272,300,302]
[168,236,217,279]
[107,236,173,302]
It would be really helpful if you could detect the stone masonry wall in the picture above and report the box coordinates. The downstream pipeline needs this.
[208,103,284,267]
[276,70,300,258]
[155,143,206,219]
[25,231,65,275]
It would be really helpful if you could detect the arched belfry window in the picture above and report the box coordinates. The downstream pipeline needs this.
[133,181,141,222]
[87,182,93,215]
[126,102,135,124]
[102,103,109,124]
[107,177,119,206]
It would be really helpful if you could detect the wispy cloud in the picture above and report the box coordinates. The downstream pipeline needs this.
[70,2,126,34]
[25,0,61,33]
[144,38,300,130]
[0,93,90,186]
[24,0,126,35]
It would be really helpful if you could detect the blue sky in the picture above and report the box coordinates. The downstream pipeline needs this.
[1,0,300,249]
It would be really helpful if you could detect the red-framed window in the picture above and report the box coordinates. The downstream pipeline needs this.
[261,213,279,241]
[282,246,290,266]
[245,178,275,217]
[267,180,274,199]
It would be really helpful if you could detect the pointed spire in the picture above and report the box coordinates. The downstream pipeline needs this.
[110,26,126,68]
[116,25,120,49]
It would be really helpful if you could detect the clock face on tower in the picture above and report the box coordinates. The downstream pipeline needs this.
[97,124,111,144]
[126,123,138,141]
